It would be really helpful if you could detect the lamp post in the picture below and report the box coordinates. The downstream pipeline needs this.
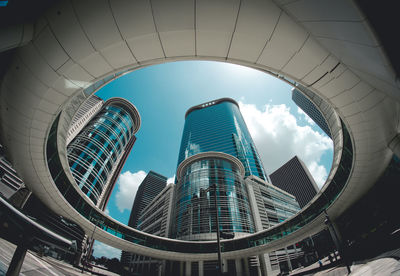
[324,210,351,274]
[202,184,223,275]
[212,184,223,275]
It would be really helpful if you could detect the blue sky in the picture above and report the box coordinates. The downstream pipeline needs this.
[93,61,333,258]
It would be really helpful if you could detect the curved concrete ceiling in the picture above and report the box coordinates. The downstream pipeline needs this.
[0,0,399,260]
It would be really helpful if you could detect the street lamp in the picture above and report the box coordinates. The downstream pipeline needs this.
[201,184,235,275]
[324,210,351,274]
[202,184,223,275]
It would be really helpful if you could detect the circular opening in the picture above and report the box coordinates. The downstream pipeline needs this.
[91,61,333,221]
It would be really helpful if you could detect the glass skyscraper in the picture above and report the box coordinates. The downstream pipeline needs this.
[177,98,268,181]
[173,98,267,240]
[173,152,255,240]
[67,97,140,206]
[292,88,331,138]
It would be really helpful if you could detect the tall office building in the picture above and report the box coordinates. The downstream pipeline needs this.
[177,98,268,181]
[66,95,104,145]
[173,152,255,240]
[121,171,167,272]
[246,176,302,274]
[67,97,140,207]
[127,171,167,228]
[292,88,331,138]
[171,98,304,275]
[270,156,319,208]
[124,184,175,275]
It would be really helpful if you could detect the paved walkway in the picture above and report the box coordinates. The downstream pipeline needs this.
[315,258,400,276]
[290,253,400,276]
[0,238,118,276]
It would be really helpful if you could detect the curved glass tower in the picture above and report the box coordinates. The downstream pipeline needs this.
[177,98,267,181]
[67,98,140,206]
[173,152,254,240]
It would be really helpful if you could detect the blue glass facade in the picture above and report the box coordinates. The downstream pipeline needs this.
[173,153,254,240]
[292,88,331,138]
[177,98,268,181]
[67,98,139,205]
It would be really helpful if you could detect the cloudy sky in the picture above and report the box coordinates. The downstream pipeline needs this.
[92,61,333,259]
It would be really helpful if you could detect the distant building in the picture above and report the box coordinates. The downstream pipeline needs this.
[270,156,319,208]
[127,171,168,228]
[121,171,167,272]
[246,175,302,274]
[125,184,175,275]
[292,88,331,138]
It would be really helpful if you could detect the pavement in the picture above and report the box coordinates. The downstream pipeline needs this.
[290,252,400,276]
[315,258,400,276]
[2,236,400,276]
[0,238,118,276]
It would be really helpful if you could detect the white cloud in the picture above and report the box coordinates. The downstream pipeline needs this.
[104,208,110,216]
[92,241,121,259]
[297,107,315,125]
[115,170,147,213]
[239,102,332,188]
[308,161,328,188]
[167,175,175,184]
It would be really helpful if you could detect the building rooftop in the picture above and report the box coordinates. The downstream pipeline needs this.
[185,97,239,118]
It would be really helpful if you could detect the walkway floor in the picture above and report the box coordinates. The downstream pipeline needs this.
[290,252,400,276]
[0,238,118,276]
[316,258,400,276]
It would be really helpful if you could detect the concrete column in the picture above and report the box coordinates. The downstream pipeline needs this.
[180,261,184,276]
[389,133,400,158]
[243,258,250,276]
[222,259,228,273]
[6,243,28,276]
[258,254,269,276]
[199,260,204,276]
[325,212,351,274]
[284,247,293,271]
[159,260,166,276]
[235,259,243,276]
[169,261,174,275]
[185,261,191,276]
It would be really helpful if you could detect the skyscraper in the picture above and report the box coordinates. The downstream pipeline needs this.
[292,88,331,138]
[67,97,140,207]
[127,171,167,229]
[173,98,268,240]
[246,175,302,274]
[124,184,175,275]
[177,98,268,181]
[173,152,255,240]
[270,156,319,208]
[121,171,167,272]
[172,98,304,275]
[66,95,104,145]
